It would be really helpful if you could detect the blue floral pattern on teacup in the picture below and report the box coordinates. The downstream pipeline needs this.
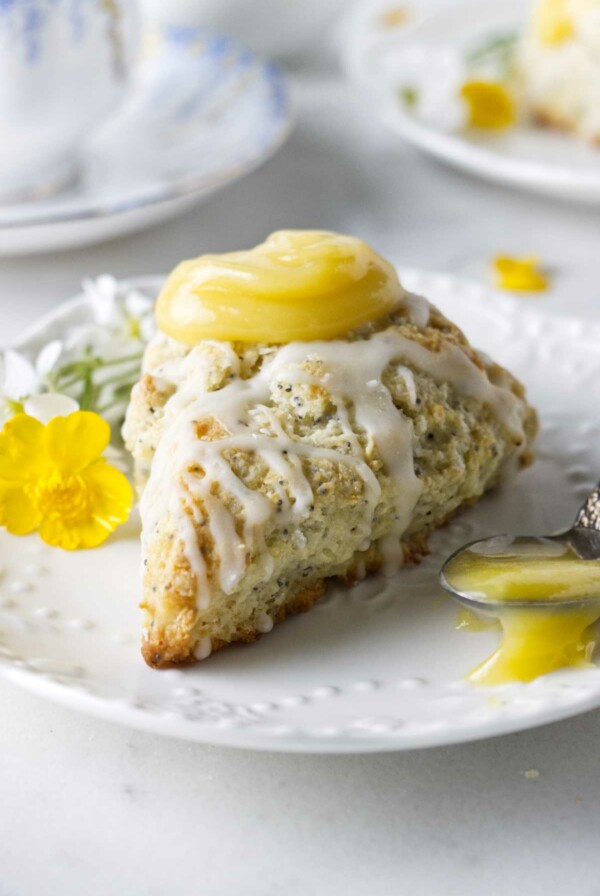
[0,24,291,229]
[0,0,108,63]
[0,0,136,202]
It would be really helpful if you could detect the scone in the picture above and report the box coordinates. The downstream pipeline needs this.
[123,231,537,667]
[518,0,600,142]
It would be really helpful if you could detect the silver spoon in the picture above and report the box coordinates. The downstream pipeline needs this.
[439,482,600,614]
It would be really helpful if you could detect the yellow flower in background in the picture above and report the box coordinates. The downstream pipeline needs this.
[0,411,132,550]
[461,80,516,130]
[493,256,549,292]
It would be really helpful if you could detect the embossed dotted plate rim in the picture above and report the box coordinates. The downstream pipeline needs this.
[2,271,600,753]
[341,0,600,204]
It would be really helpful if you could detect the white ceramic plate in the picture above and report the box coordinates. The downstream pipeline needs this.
[341,0,600,204]
[0,29,292,256]
[2,271,600,753]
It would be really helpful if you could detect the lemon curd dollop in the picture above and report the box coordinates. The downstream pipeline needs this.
[155,230,405,345]
[445,536,600,685]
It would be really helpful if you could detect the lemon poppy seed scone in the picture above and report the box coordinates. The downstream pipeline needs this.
[124,231,537,668]
[518,0,600,142]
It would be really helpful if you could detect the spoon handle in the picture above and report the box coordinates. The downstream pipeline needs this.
[575,483,600,531]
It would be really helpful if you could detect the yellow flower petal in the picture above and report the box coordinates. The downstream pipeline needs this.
[0,480,41,535]
[0,414,48,482]
[43,411,110,474]
[38,460,132,550]
[493,256,549,292]
[461,80,516,130]
[0,409,132,551]
[82,460,133,541]
[38,515,85,551]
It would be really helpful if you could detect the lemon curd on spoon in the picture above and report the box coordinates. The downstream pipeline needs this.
[156,230,403,344]
[443,536,600,685]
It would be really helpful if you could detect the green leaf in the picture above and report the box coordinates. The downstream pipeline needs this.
[400,85,419,109]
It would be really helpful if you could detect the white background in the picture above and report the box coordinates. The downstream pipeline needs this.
[2,2,600,894]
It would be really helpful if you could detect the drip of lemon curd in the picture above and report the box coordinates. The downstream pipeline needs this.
[156,230,404,345]
[444,536,600,685]
[456,607,499,633]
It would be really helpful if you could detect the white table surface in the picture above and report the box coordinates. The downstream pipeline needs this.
[2,66,600,896]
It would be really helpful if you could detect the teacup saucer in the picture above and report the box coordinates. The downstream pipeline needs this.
[0,27,292,256]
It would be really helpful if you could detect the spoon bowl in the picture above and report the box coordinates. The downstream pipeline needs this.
[440,528,600,612]
[439,477,600,613]
[439,482,600,684]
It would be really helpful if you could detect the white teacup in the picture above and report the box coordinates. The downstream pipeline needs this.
[138,0,348,63]
[0,0,139,204]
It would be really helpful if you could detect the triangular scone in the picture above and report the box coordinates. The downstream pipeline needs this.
[125,292,537,667]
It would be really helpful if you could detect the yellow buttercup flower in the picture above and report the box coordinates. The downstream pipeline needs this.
[0,411,132,550]
[461,80,516,130]
[493,256,549,292]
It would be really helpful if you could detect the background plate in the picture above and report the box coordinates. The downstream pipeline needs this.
[1,271,599,753]
[342,0,600,204]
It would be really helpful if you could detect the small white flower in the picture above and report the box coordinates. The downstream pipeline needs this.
[83,276,154,343]
[2,350,37,403]
[82,275,121,325]
[36,340,63,379]
[0,340,63,421]
[1,279,154,434]
[24,393,79,424]
[386,45,468,132]
[124,291,155,343]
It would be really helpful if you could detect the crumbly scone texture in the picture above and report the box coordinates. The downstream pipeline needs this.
[124,302,538,667]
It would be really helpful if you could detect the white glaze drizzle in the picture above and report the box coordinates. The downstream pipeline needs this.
[140,298,528,611]
[401,291,431,328]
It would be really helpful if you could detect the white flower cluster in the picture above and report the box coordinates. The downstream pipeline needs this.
[379,33,516,132]
[388,46,469,132]
[0,276,155,432]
